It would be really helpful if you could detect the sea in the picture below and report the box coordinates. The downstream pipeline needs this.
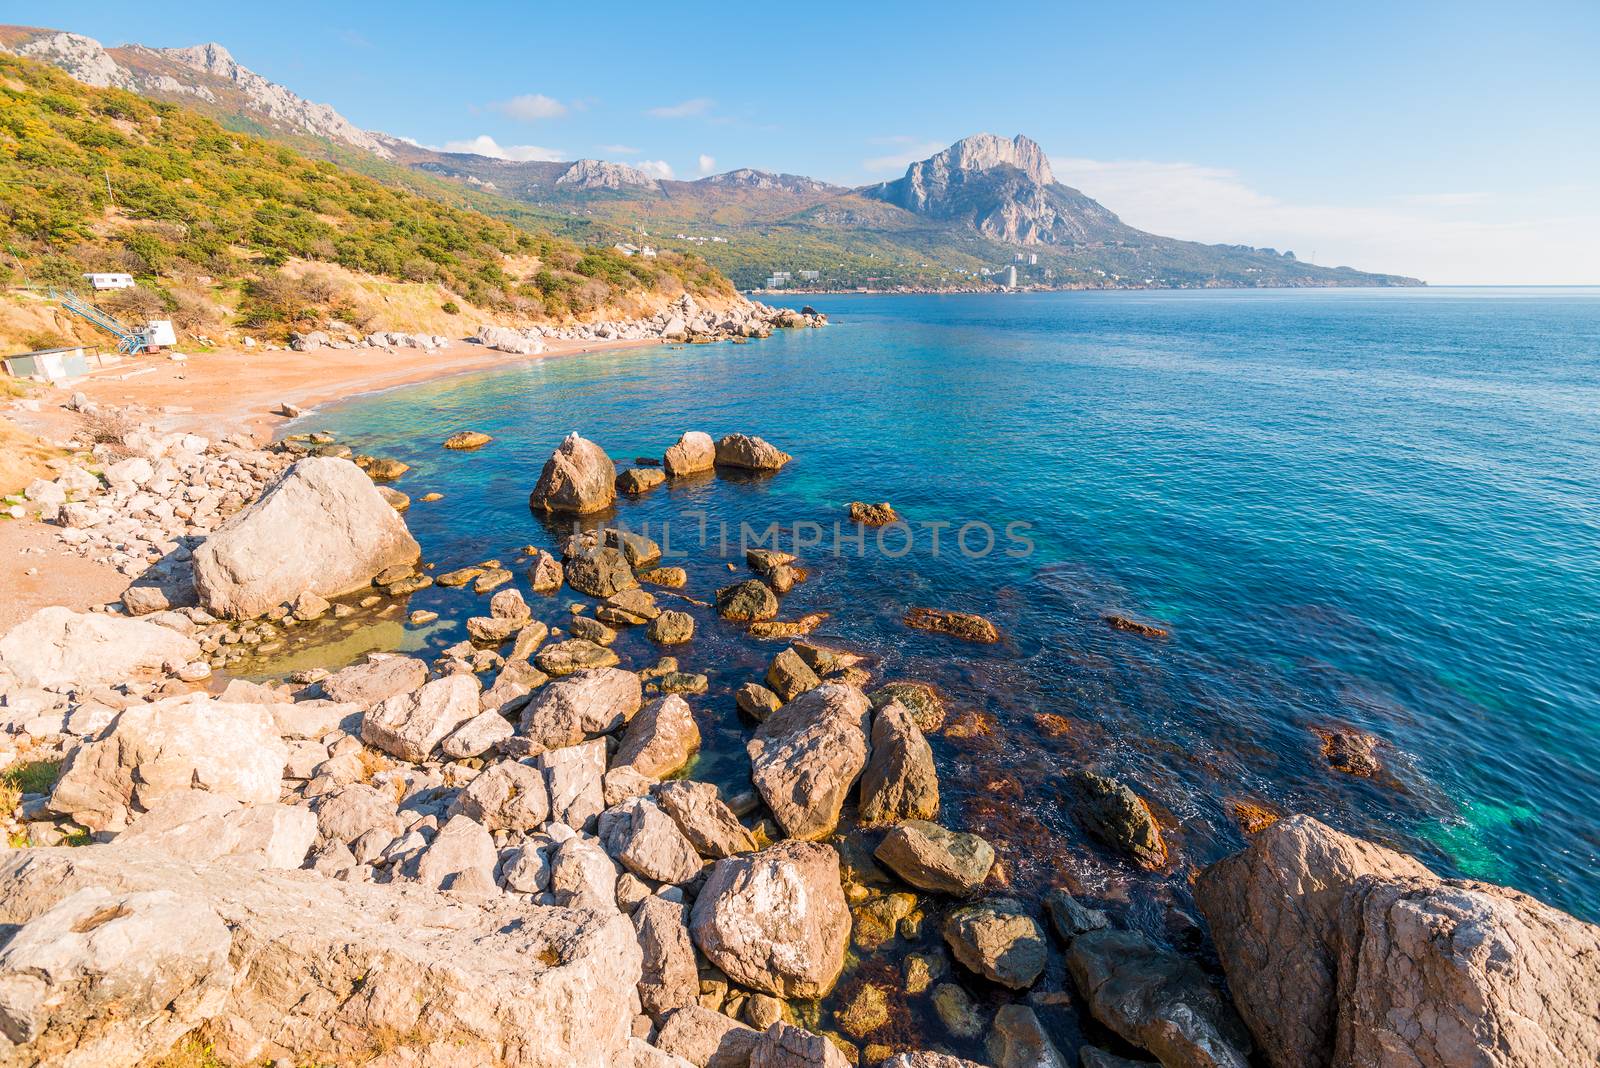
[279,286,1599,1050]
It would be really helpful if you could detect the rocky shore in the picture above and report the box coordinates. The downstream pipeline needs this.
[0,407,1596,1067]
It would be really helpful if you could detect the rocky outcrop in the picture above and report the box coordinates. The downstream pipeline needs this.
[1194,815,1600,1068]
[48,693,288,833]
[192,456,421,619]
[747,684,871,840]
[0,845,642,1068]
[530,432,617,514]
[875,821,993,894]
[613,695,701,779]
[663,431,716,478]
[556,159,662,191]
[0,607,201,689]
[858,700,938,825]
[690,841,850,999]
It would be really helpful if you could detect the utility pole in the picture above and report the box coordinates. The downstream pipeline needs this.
[104,168,115,207]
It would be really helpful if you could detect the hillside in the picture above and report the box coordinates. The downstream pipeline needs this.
[0,50,729,349]
[2,24,1423,292]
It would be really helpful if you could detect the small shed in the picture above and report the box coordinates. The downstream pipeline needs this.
[3,346,91,383]
[83,273,135,291]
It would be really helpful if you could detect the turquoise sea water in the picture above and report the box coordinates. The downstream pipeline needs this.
[308,287,1600,930]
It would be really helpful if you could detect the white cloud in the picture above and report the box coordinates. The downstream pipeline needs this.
[1049,155,1600,285]
[492,93,567,121]
[435,135,565,162]
[599,143,640,155]
[635,159,674,179]
[647,97,713,119]
[863,140,944,174]
[697,154,716,176]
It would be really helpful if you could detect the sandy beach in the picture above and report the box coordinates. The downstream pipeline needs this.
[0,335,662,628]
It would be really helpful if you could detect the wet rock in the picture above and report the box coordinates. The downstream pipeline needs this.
[1195,814,1599,1068]
[1103,614,1170,639]
[1066,928,1250,1068]
[455,759,550,831]
[1044,888,1109,940]
[858,700,939,826]
[0,607,201,690]
[749,1021,850,1068]
[1080,1048,1157,1068]
[657,671,709,695]
[663,431,716,479]
[443,430,493,450]
[639,566,688,588]
[570,614,618,645]
[320,653,427,706]
[598,587,662,625]
[635,895,700,1018]
[1067,771,1168,870]
[194,456,421,619]
[436,565,484,588]
[986,1004,1068,1068]
[736,682,783,721]
[747,614,827,640]
[766,647,821,703]
[902,607,1000,643]
[359,456,409,481]
[655,1004,761,1068]
[875,821,993,894]
[530,431,617,514]
[619,468,668,495]
[650,609,697,644]
[943,899,1048,989]
[538,739,608,830]
[747,683,871,840]
[851,892,917,950]
[535,638,622,677]
[1310,724,1384,778]
[529,549,565,592]
[718,579,779,622]
[690,841,851,999]
[655,780,757,858]
[361,674,481,762]
[49,693,288,833]
[473,566,514,594]
[931,982,984,1038]
[567,546,639,598]
[715,434,792,472]
[614,695,701,779]
[848,502,898,526]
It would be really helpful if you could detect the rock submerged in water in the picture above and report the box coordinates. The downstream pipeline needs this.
[1311,723,1385,778]
[193,456,422,620]
[443,430,493,450]
[530,432,616,514]
[1103,613,1170,639]
[875,820,993,894]
[902,606,1000,643]
[942,899,1048,990]
[717,579,779,622]
[848,501,899,526]
[1068,769,1168,870]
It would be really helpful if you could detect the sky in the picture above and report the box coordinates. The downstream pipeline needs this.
[9,0,1599,284]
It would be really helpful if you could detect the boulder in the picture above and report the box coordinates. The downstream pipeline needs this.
[881,1056,988,1068]
[598,587,662,625]
[536,638,622,676]
[649,610,697,645]
[320,654,427,706]
[749,1022,850,1068]
[477,324,544,355]
[313,783,402,847]
[874,821,993,894]
[766,647,821,703]
[550,832,620,911]
[118,791,316,870]
[736,683,783,721]
[442,709,516,758]
[614,695,701,779]
[747,684,870,841]
[655,780,757,858]
[1193,814,1600,1068]
[618,468,667,496]
[1066,928,1250,1068]
[717,580,779,621]
[715,434,791,471]
[868,681,946,734]
[567,546,639,598]
[520,667,642,753]
[49,693,288,833]
[530,432,616,514]
[444,430,493,450]
[858,701,939,826]
[634,895,700,1018]
[529,549,565,592]
[656,1005,761,1068]
[413,812,499,893]
[0,607,200,690]
[538,739,608,831]
[902,607,999,643]
[848,502,898,526]
[603,798,703,885]
[455,759,550,832]
[0,845,641,1068]
[361,674,481,762]
[943,899,1047,989]
[1044,888,1109,940]
[663,431,716,478]
[987,1005,1069,1068]
[193,456,421,619]
[690,841,850,999]
[1068,771,1168,870]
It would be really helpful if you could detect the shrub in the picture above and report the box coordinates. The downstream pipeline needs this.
[440,300,460,315]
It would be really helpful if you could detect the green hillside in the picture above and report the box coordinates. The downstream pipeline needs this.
[0,52,729,339]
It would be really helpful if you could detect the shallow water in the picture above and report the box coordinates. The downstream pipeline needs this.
[283,286,1600,1049]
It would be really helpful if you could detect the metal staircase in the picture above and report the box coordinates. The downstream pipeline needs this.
[51,289,150,354]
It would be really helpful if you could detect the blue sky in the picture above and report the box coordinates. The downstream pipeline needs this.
[10,0,1599,283]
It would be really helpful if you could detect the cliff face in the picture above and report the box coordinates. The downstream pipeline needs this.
[555,159,662,191]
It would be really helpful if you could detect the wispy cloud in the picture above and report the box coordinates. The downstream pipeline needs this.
[1050,154,1600,284]
[636,159,675,179]
[697,154,716,176]
[491,93,568,121]
[599,143,640,156]
[432,135,565,162]
[647,97,714,119]
[1400,191,1491,207]
[862,138,944,174]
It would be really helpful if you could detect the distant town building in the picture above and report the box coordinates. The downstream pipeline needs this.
[997,265,1019,289]
[798,270,820,281]
[1027,253,1038,265]
[83,272,134,291]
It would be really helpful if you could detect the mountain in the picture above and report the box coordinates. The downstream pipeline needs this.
[4,24,1423,291]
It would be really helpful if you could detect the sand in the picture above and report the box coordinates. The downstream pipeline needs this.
[0,335,659,629]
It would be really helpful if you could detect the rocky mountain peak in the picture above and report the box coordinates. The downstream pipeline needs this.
[697,169,838,195]
[935,133,1056,186]
[3,29,130,89]
[555,159,661,191]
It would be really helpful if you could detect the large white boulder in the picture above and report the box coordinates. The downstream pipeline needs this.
[192,456,421,619]
[0,607,200,690]
[48,693,289,833]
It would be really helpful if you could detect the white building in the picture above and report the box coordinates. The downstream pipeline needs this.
[83,273,134,291]
[997,265,1019,289]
